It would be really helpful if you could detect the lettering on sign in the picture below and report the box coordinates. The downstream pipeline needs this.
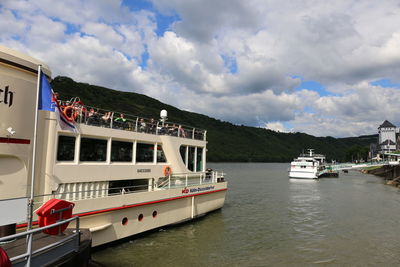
[137,169,151,173]
[0,85,14,107]
[182,186,215,194]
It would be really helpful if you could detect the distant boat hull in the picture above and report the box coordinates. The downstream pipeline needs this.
[288,170,318,179]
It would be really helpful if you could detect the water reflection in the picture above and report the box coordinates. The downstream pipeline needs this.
[93,211,227,266]
[288,179,334,263]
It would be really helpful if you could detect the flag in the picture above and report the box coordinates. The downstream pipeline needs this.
[38,71,55,111]
[39,71,77,133]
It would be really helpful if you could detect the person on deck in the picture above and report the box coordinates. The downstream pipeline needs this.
[114,113,127,129]
[87,108,99,125]
[101,112,111,127]
[139,118,146,132]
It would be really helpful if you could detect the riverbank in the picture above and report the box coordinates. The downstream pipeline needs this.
[362,165,400,187]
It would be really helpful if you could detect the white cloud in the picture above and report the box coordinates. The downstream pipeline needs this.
[265,122,292,133]
[0,8,26,38]
[1,0,400,137]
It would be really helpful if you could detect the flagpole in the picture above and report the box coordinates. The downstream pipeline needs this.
[28,65,42,230]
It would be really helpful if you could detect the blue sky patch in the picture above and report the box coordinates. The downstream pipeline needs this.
[122,0,180,37]
[221,55,238,74]
[65,22,80,34]
[141,46,149,69]
[370,79,400,88]
[293,76,333,96]
[303,106,315,114]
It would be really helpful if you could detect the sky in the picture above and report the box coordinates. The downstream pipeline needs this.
[1,0,400,137]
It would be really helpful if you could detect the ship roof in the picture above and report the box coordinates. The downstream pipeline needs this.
[378,120,396,129]
[0,45,51,77]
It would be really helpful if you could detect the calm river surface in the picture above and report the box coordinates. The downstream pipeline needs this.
[92,163,400,266]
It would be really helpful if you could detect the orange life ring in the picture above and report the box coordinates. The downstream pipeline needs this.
[63,106,78,122]
[163,166,172,176]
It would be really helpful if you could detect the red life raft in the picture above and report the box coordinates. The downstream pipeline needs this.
[36,199,75,235]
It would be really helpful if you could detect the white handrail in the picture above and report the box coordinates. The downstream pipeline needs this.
[0,216,80,265]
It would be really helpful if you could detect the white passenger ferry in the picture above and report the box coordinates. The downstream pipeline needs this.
[288,149,326,179]
[0,46,227,247]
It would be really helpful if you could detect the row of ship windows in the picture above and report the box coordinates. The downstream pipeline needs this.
[57,135,166,163]
[57,135,204,171]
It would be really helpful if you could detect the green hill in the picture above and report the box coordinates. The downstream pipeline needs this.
[51,76,377,162]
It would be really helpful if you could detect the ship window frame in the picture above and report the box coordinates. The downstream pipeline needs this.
[156,144,167,163]
[179,145,205,172]
[108,179,148,195]
[136,142,155,163]
[79,137,108,162]
[188,146,196,171]
[111,140,133,162]
[56,135,76,162]
[196,147,203,172]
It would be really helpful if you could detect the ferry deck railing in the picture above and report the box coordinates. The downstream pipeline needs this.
[59,99,207,141]
[33,171,225,203]
[156,171,226,189]
[0,216,80,267]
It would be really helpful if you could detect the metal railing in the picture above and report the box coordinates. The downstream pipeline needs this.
[31,171,226,204]
[326,160,391,171]
[34,184,149,204]
[59,99,207,141]
[0,216,80,267]
[156,171,226,189]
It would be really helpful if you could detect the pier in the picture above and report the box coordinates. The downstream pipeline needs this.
[318,160,394,177]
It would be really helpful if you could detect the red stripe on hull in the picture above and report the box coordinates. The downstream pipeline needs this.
[0,137,30,144]
[16,188,227,229]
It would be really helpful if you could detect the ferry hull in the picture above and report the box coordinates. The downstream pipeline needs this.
[65,182,227,246]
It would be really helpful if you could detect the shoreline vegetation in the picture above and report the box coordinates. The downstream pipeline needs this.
[51,76,375,163]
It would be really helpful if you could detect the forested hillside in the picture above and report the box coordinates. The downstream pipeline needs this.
[51,76,376,162]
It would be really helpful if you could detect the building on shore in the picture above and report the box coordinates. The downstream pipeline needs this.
[370,120,399,160]
[378,120,397,153]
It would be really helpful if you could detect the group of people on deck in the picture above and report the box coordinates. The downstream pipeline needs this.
[159,123,186,137]
[85,109,126,128]
[60,101,188,137]
[137,118,186,137]
[82,112,191,138]
[55,94,192,138]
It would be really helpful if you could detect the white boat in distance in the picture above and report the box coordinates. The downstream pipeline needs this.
[289,149,326,179]
[0,46,227,247]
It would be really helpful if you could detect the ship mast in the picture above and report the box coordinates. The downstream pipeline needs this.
[27,65,42,230]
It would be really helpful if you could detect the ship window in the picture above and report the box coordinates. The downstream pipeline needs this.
[157,145,166,163]
[80,138,107,162]
[57,135,75,161]
[136,143,154,163]
[111,141,132,162]
[196,147,203,171]
[108,179,148,195]
[188,147,195,171]
[180,146,186,164]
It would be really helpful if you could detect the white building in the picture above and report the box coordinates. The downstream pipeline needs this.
[378,120,397,153]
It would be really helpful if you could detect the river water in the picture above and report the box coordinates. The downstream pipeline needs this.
[92,163,400,266]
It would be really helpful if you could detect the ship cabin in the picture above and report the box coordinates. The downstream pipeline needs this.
[44,98,222,203]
